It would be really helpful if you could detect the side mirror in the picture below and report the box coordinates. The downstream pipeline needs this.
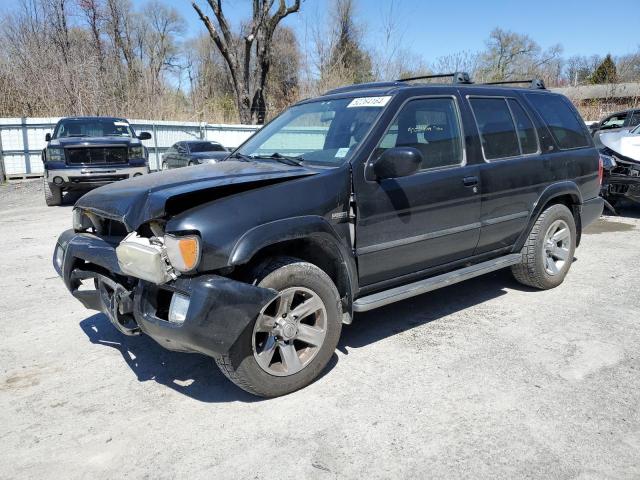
[137,132,152,140]
[370,147,422,180]
[45,133,51,142]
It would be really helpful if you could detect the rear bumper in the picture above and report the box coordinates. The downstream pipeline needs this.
[53,230,276,356]
[580,196,604,228]
[46,166,148,189]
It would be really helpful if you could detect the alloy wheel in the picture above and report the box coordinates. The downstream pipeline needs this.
[252,286,327,376]
[542,219,571,275]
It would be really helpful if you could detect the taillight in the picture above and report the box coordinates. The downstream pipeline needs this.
[598,155,604,185]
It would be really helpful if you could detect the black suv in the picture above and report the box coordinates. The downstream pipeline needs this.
[42,117,152,206]
[53,74,604,397]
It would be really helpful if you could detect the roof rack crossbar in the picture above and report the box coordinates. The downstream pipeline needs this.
[397,72,473,85]
[482,79,546,89]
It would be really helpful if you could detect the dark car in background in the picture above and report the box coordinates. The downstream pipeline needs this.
[161,140,229,170]
[42,117,151,206]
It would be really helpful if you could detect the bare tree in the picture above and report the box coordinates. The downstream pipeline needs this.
[477,28,562,83]
[192,0,301,124]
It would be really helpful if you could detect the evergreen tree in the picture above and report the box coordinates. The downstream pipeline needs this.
[590,54,618,84]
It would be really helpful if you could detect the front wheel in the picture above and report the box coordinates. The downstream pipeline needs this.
[215,257,342,397]
[43,177,62,206]
[512,204,576,289]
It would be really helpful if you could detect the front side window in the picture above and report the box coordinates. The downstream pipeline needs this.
[53,118,133,139]
[525,93,591,149]
[469,97,520,160]
[236,97,389,166]
[374,97,464,170]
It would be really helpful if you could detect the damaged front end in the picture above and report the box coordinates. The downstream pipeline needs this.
[53,227,278,357]
[599,147,640,205]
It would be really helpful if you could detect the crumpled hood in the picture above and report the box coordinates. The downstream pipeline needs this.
[49,136,141,148]
[75,160,319,230]
[600,130,640,162]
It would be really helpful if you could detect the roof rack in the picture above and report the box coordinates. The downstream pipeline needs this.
[323,81,405,96]
[482,79,546,90]
[397,72,473,85]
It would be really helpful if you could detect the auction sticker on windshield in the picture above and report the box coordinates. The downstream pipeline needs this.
[347,96,392,108]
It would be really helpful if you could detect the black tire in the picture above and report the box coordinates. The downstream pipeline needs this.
[215,256,342,397]
[161,161,168,171]
[512,204,576,289]
[43,177,62,206]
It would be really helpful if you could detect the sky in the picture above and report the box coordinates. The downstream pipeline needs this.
[2,0,637,62]
[175,0,640,61]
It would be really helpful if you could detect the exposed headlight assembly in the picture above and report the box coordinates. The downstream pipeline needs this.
[164,234,201,273]
[116,233,175,284]
[72,208,92,232]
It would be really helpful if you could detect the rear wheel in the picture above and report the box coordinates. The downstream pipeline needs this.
[161,161,168,171]
[215,257,342,397]
[512,204,576,289]
[43,177,62,206]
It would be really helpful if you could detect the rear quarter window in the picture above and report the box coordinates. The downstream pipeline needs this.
[525,93,591,150]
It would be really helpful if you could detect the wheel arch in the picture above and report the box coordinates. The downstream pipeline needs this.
[229,216,358,318]
[514,181,584,251]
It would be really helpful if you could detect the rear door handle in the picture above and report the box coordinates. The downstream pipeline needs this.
[463,176,479,187]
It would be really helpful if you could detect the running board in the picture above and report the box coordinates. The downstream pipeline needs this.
[352,253,522,312]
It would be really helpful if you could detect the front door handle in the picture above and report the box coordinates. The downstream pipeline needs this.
[463,176,479,187]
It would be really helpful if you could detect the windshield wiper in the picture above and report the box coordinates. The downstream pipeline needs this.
[259,152,304,166]
[227,152,254,162]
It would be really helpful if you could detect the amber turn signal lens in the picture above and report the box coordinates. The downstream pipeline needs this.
[178,238,198,270]
[164,234,201,272]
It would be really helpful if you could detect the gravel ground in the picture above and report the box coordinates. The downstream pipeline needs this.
[1,180,640,479]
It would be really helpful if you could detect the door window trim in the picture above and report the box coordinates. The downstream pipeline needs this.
[466,94,541,163]
[366,94,468,176]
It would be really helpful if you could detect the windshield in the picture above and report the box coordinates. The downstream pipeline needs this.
[190,142,226,153]
[235,96,391,166]
[53,119,134,138]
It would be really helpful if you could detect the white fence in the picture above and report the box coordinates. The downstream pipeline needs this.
[0,117,261,179]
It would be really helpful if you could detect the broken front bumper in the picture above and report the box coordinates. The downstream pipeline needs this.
[53,229,277,356]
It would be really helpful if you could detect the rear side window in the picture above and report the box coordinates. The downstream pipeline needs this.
[526,94,590,149]
[508,99,538,155]
[469,98,520,160]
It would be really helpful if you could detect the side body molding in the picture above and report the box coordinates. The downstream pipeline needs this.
[229,216,359,301]
[512,180,583,252]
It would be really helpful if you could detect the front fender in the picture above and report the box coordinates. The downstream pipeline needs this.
[229,216,358,300]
